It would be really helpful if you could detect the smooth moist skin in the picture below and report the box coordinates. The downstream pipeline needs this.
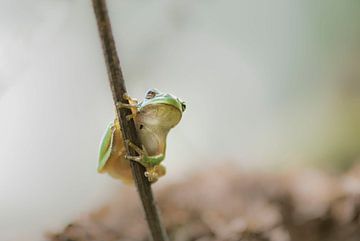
[98,89,185,183]
[136,104,182,157]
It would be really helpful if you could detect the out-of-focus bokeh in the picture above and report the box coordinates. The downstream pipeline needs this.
[0,0,359,240]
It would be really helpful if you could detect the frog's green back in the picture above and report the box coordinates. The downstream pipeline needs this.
[98,122,114,172]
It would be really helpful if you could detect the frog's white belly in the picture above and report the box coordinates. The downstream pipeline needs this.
[137,127,166,156]
[135,103,181,157]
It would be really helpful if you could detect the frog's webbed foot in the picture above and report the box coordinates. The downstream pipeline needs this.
[116,94,138,122]
[144,171,159,183]
[145,165,166,183]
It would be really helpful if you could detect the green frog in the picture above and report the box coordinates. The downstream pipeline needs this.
[98,89,186,184]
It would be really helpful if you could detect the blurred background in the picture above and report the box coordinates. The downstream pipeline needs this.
[1,0,360,240]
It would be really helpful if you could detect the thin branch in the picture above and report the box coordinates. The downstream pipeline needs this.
[91,1,169,240]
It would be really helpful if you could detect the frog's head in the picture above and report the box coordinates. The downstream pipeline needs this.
[138,88,186,128]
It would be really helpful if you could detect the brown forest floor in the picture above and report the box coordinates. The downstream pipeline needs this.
[49,165,360,241]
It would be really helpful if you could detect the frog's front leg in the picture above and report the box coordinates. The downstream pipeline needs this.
[124,140,145,163]
[123,93,138,104]
[116,93,139,121]
[116,93,138,109]
[116,102,137,109]
[125,140,165,166]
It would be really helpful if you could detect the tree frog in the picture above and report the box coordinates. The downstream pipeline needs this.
[98,89,186,184]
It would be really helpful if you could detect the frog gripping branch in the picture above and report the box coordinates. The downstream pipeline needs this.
[98,89,186,184]
[92,0,179,240]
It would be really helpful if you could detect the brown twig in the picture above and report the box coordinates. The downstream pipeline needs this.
[91,1,169,240]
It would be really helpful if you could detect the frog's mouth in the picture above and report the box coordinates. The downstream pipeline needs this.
[146,97,185,113]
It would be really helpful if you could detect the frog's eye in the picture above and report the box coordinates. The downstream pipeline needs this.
[145,90,157,99]
[181,102,186,112]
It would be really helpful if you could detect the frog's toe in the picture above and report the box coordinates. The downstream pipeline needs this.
[125,155,142,162]
[145,171,159,183]
[126,113,136,121]
[116,102,136,109]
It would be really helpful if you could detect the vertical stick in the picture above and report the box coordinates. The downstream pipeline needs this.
[91,1,169,240]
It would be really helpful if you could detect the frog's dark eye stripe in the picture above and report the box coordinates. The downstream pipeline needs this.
[146,90,157,99]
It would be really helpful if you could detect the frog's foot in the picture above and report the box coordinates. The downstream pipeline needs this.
[124,155,143,162]
[116,98,138,121]
[116,93,138,109]
[116,102,137,109]
[126,113,136,121]
[116,93,139,120]
[144,170,159,183]
[122,93,138,105]
[144,165,166,183]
